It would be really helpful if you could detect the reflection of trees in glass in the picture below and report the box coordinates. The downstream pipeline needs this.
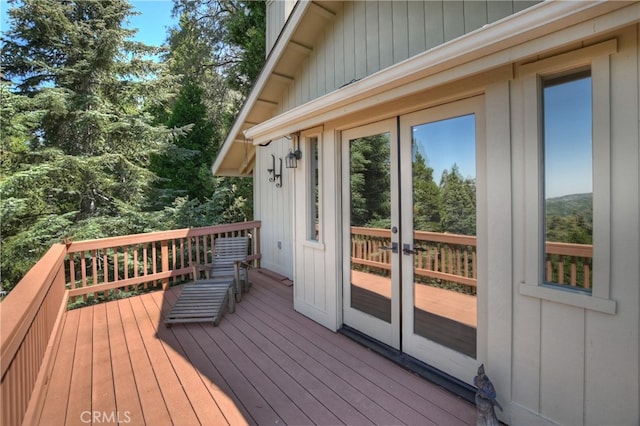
[412,152,477,236]
[440,164,476,236]
[545,193,593,288]
[349,135,391,227]
[545,193,592,244]
[413,151,442,231]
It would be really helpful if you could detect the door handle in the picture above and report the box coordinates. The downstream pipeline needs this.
[380,242,398,253]
[403,244,427,255]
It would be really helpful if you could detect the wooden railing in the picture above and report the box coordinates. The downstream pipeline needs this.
[351,227,593,289]
[0,221,261,426]
[545,241,593,288]
[65,221,262,303]
[0,244,68,426]
[351,227,477,288]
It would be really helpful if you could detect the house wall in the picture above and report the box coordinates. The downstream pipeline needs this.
[274,0,539,116]
[507,25,640,425]
[266,0,296,54]
[254,138,294,278]
[259,0,539,326]
[254,2,639,424]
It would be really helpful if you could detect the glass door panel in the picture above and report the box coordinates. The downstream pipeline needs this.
[411,114,477,357]
[342,119,400,349]
[400,96,484,383]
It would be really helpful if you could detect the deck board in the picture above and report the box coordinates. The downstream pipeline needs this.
[128,296,201,425]
[65,307,93,426]
[140,293,230,426]
[104,300,144,423]
[244,284,462,426]
[117,297,172,425]
[91,303,116,421]
[36,269,475,425]
[39,308,79,424]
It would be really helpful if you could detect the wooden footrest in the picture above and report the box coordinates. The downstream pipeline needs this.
[165,279,235,327]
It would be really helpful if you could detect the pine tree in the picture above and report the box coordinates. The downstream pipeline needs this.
[0,0,179,290]
[412,151,442,231]
[349,135,391,227]
[150,80,216,204]
[440,164,476,235]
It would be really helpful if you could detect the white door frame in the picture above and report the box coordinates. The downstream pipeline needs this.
[399,95,486,385]
[341,118,401,349]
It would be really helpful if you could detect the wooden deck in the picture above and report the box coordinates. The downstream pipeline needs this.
[36,269,475,425]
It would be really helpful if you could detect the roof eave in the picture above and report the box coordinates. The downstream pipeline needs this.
[243,0,634,144]
[211,0,313,177]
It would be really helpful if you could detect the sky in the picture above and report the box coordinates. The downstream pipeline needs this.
[0,0,176,47]
[126,1,176,47]
[543,76,593,198]
[413,114,476,184]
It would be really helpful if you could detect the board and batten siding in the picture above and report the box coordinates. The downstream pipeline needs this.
[252,2,639,424]
[266,0,296,54]
[260,0,539,328]
[254,138,294,278]
[273,0,539,116]
[507,25,640,426]
[292,129,342,329]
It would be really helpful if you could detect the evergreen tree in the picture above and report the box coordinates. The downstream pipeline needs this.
[150,80,216,204]
[0,0,179,290]
[440,164,476,235]
[162,0,265,223]
[349,135,391,227]
[412,151,442,231]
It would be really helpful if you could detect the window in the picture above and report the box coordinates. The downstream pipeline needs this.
[541,70,593,291]
[518,40,616,314]
[308,136,320,241]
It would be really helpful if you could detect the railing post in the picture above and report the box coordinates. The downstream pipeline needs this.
[254,224,261,269]
[161,240,169,290]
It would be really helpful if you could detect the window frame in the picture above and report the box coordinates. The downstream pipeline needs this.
[301,129,323,246]
[517,39,617,314]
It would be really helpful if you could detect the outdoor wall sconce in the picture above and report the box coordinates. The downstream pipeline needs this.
[285,134,302,169]
[267,154,282,187]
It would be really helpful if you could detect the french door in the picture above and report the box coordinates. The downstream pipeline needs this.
[342,119,401,349]
[342,96,484,384]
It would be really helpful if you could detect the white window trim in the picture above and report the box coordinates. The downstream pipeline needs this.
[518,39,616,315]
[302,128,323,246]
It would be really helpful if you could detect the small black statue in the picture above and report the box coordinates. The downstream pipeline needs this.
[474,364,502,426]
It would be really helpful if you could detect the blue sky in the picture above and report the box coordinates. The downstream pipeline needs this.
[543,76,593,198]
[1,0,176,47]
[412,114,476,184]
[412,76,592,199]
[126,1,176,47]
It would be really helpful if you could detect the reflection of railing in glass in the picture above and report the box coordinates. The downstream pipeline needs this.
[545,242,592,289]
[350,227,593,291]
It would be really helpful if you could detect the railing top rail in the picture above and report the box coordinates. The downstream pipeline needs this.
[414,230,477,246]
[351,226,477,246]
[66,221,261,253]
[1,244,67,377]
[546,241,593,257]
[350,227,391,238]
[351,227,591,255]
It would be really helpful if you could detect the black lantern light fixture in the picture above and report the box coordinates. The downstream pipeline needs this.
[267,154,282,187]
[285,133,302,169]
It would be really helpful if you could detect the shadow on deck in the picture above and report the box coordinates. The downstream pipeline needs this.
[36,269,475,425]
